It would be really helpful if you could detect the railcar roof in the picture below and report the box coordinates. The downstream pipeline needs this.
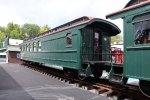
[106,0,150,19]
[25,16,92,41]
[25,16,120,42]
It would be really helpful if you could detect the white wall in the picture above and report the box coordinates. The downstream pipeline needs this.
[9,39,23,46]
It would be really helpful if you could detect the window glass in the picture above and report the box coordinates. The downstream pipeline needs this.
[30,43,32,52]
[29,43,31,52]
[33,42,36,52]
[38,41,41,51]
[22,45,23,51]
[24,45,25,51]
[20,45,22,51]
[94,32,99,47]
[66,33,72,45]
[26,44,28,52]
[134,13,150,44]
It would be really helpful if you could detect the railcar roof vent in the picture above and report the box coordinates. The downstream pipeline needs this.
[26,16,94,41]
[50,16,93,33]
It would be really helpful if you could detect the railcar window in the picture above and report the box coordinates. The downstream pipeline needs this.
[29,43,31,52]
[30,43,33,52]
[22,46,23,51]
[22,45,23,51]
[66,33,72,45]
[24,45,25,52]
[134,13,150,44]
[20,46,22,51]
[33,42,36,52]
[21,45,23,51]
[38,41,41,51]
[20,45,23,51]
[26,44,28,52]
[94,32,99,47]
[30,43,31,52]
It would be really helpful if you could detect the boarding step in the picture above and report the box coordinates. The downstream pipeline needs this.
[112,63,123,67]
[109,74,123,84]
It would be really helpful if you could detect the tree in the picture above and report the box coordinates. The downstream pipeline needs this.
[10,30,22,39]
[0,26,6,33]
[0,23,50,41]
[111,34,123,44]
[40,25,50,33]
[0,31,5,47]
[21,23,40,39]
[0,27,6,47]
[5,22,21,39]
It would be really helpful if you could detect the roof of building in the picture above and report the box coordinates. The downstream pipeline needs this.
[9,38,23,46]
[0,48,6,56]
[106,0,150,18]
[0,48,6,51]
[7,45,20,52]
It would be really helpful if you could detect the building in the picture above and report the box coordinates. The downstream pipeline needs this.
[0,48,6,62]
[0,37,23,63]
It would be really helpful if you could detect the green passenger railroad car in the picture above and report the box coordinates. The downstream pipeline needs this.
[106,0,150,97]
[20,16,120,79]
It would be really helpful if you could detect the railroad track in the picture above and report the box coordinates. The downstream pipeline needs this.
[22,63,150,100]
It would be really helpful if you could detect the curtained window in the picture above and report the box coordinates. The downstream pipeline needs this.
[134,13,150,44]
[66,33,72,45]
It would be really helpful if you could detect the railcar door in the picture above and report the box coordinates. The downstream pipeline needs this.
[81,27,111,62]
[101,34,111,61]
[81,27,93,61]
[93,31,111,61]
[93,31,102,61]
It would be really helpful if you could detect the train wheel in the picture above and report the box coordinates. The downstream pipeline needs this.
[139,80,150,97]
[64,69,71,77]
[93,70,102,79]
[78,70,86,80]
[78,75,86,80]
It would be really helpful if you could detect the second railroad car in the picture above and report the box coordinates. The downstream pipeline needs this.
[20,16,120,79]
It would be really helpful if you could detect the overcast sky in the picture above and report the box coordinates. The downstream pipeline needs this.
[0,0,130,32]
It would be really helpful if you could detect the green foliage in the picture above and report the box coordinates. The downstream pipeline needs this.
[6,22,21,39]
[0,23,49,47]
[40,25,50,33]
[21,23,40,39]
[0,27,6,33]
[0,31,5,48]
[10,30,22,39]
[0,27,6,47]
[111,34,123,44]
